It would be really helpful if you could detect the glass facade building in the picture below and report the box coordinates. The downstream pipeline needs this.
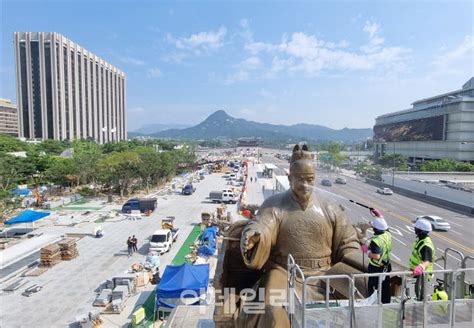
[14,32,127,143]
[374,78,474,163]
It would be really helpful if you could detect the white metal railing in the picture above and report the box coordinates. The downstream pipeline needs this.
[287,255,474,328]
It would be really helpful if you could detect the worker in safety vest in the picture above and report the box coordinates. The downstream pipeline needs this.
[361,210,392,303]
[410,218,436,301]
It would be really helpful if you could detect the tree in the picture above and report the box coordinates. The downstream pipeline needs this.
[379,153,408,170]
[455,162,474,172]
[97,151,141,198]
[135,147,161,193]
[0,154,36,190]
[44,157,76,187]
[72,141,102,186]
[420,159,474,172]
[0,134,29,153]
[35,139,71,155]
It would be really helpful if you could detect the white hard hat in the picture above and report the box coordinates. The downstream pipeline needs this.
[371,218,388,231]
[414,218,432,232]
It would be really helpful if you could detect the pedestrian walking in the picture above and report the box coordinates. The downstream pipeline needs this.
[410,218,436,301]
[361,216,392,303]
[250,177,253,183]
[132,235,138,253]
[262,185,265,194]
[255,176,258,182]
[127,236,133,256]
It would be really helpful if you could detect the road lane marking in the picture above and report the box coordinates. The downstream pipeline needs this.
[389,227,403,236]
[396,225,410,234]
[335,187,474,255]
[392,236,408,247]
[391,253,401,262]
[436,247,462,262]
[446,221,463,227]
[450,229,462,236]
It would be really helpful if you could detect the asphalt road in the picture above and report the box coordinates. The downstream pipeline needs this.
[260,152,474,274]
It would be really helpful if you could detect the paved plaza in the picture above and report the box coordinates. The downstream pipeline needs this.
[0,172,237,328]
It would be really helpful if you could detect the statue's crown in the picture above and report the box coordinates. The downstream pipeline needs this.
[290,144,314,164]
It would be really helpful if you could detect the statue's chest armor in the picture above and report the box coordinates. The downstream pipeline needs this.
[277,211,331,255]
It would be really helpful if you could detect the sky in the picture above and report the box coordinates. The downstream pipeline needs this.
[1,0,473,131]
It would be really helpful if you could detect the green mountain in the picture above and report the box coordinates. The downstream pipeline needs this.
[150,110,372,142]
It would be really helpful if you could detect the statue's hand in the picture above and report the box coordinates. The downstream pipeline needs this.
[241,229,261,258]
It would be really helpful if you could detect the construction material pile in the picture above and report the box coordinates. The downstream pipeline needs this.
[40,244,61,267]
[58,238,79,260]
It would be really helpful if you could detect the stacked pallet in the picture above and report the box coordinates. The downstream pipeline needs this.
[40,244,62,267]
[58,238,79,260]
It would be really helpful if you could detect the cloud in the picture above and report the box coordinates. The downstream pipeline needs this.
[168,26,227,52]
[361,20,385,54]
[240,21,410,78]
[147,68,163,78]
[239,56,262,70]
[118,56,146,66]
[430,35,474,76]
[224,70,249,85]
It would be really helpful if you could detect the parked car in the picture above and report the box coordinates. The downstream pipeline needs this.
[209,191,238,204]
[376,187,393,195]
[149,228,179,254]
[335,177,347,184]
[321,179,332,186]
[413,215,451,231]
[182,183,195,195]
[121,198,157,213]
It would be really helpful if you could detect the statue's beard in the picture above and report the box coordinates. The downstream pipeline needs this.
[292,189,312,208]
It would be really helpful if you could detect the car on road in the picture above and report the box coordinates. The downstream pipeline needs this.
[413,215,451,231]
[335,177,347,184]
[321,179,332,186]
[376,187,393,195]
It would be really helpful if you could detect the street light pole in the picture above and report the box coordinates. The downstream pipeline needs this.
[392,142,395,187]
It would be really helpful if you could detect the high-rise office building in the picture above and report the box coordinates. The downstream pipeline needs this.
[374,77,474,163]
[14,32,126,143]
[0,98,19,136]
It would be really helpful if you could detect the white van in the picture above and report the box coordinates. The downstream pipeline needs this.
[149,229,175,254]
[228,173,237,181]
[222,192,237,204]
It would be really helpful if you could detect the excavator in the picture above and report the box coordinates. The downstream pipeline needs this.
[32,186,45,208]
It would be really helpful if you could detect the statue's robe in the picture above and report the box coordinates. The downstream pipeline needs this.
[238,190,363,327]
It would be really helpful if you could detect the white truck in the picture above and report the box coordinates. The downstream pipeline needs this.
[209,191,238,204]
[149,228,179,254]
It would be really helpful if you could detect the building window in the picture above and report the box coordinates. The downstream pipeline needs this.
[44,42,54,138]
[78,53,83,139]
[30,41,43,138]
[71,50,76,138]
[19,42,30,138]
[64,47,70,137]
[56,42,62,138]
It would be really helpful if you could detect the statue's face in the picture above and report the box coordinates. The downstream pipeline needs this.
[288,160,315,201]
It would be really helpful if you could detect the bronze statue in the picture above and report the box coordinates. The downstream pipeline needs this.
[214,144,368,328]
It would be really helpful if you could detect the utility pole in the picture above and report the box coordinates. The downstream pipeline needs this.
[392,143,395,187]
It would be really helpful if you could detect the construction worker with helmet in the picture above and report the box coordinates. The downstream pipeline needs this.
[361,208,393,303]
[410,218,436,301]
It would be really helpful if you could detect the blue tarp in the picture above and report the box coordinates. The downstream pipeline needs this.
[156,263,209,309]
[5,210,50,225]
[11,188,32,196]
[198,226,217,256]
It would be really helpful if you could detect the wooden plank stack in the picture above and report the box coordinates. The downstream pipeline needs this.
[58,238,79,260]
[40,244,62,267]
